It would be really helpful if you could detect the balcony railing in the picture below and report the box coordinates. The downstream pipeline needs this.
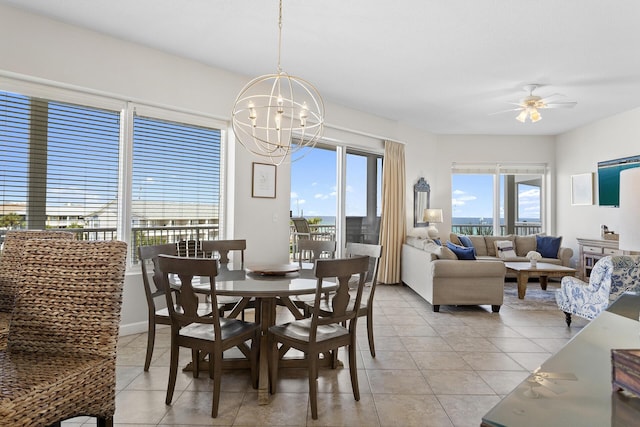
[0,225,220,263]
[451,223,542,236]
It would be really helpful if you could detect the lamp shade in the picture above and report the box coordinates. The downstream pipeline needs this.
[423,208,443,223]
[618,168,640,251]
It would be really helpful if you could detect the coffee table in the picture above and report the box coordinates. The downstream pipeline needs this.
[504,262,577,299]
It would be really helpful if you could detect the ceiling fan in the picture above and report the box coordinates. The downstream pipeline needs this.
[498,84,577,123]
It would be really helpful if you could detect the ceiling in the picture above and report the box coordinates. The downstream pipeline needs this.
[3,0,640,136]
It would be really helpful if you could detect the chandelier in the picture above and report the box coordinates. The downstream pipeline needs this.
[231,0,324,166]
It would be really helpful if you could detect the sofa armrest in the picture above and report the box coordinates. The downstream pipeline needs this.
[558,247,573,267]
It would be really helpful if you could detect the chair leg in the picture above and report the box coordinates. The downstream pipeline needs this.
[192,349,200,379]
[366,311,375,357]
[564,312,572,327]
[211,351,223,418]
[432,305,440,312]
[144,317,156,371]
[97,417,113,427]
[166,341,179,404]
[349,343,360,401]
[308,354,319,420]
[268,333,278,394]
[250,332,259,389]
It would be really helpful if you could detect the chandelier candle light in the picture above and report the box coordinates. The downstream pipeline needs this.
[231,0,325,166]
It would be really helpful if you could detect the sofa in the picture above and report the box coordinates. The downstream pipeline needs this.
[401,233,574,312]
[447,233,573,268]
[401,236,506,312]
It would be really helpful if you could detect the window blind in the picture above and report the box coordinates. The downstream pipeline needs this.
[132,114,221,238]
[0,90,120,231]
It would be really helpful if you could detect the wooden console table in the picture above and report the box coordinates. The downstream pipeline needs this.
[577,237,636,280]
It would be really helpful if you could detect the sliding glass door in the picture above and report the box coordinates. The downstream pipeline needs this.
[290,142,382,256]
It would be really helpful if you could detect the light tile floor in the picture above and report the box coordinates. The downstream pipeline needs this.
[62,282,588,427]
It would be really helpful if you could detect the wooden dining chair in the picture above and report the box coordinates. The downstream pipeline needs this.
[268,256,370,420]
[307,242,383,357]
[201,239,250,318]
[0,239,127,427]
[156,254,259,418]
[0,230,75,350]
[138,243,213,371]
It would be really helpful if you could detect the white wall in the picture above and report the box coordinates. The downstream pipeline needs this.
[555,107,640,266]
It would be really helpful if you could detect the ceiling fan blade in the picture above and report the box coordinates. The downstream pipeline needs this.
[489,107,523,115]
[539,93,564,102]
[543,101,577,109]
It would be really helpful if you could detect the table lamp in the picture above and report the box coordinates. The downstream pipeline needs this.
[424,208,443,239]
[618,168,640,252]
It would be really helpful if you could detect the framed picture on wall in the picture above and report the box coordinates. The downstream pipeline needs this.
[252,162,277,198]
[571,173,593,206]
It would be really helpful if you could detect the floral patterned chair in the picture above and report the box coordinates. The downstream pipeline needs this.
[556,255,640,326]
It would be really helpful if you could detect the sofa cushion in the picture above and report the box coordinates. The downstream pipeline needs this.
[495,240,517,259]
[449,233,462,246]
[537,235,562,258]
[446,241,476,260]
[515,234,537,257]
[466,235,487,256]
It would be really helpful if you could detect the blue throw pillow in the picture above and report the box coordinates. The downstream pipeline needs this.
[446,241,476,260]
[433,238,442,246]
[458,235,474,248]
[536,235,562,258]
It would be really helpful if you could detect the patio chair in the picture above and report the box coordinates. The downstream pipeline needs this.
[291,217,334,260]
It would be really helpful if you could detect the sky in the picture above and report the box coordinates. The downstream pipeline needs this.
[290,146,380,219]
[452,174,541,220]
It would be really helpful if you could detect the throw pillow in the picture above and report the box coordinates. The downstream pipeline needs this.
[458,235,475,249]
[494,240,517,259]
[436,246,458,260]
[433,238,442,246]
[536,235,562,258]
[446,241,476,260]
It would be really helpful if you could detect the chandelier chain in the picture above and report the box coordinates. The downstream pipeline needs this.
[277,0,283,73]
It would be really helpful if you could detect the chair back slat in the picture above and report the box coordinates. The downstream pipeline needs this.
[157,255,219,329]
[298,239,336,267]
[138,243,178,298]
[309,256,370,338]
[201,239,246,265]
[8,239,127,357]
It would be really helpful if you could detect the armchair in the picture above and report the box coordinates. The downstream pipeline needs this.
[556,255,640,326]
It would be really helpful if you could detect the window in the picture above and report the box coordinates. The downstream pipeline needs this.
[451,163,545,236]
[132,114,221,249]
[1,91,120,235]
[1,85,224,263]
[290,142,382,256]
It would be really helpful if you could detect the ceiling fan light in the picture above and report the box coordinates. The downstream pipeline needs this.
[530,109,542,122]
[516,109,528,123]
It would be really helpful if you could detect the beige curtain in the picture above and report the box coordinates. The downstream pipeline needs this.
[378,140,406,284]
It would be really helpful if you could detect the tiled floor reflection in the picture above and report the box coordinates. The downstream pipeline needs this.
[63,282,587,426]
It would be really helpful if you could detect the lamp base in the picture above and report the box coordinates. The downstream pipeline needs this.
[426,225,440,239]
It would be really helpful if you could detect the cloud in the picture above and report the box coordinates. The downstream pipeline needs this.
[314,193,329,200]
[290,191,299,198]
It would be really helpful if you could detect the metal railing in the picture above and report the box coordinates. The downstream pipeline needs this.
[0,225,220,263]
[451,223,542,236]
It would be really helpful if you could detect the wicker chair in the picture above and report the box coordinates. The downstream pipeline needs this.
[0,230,75,350]
[0,239,127,427]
